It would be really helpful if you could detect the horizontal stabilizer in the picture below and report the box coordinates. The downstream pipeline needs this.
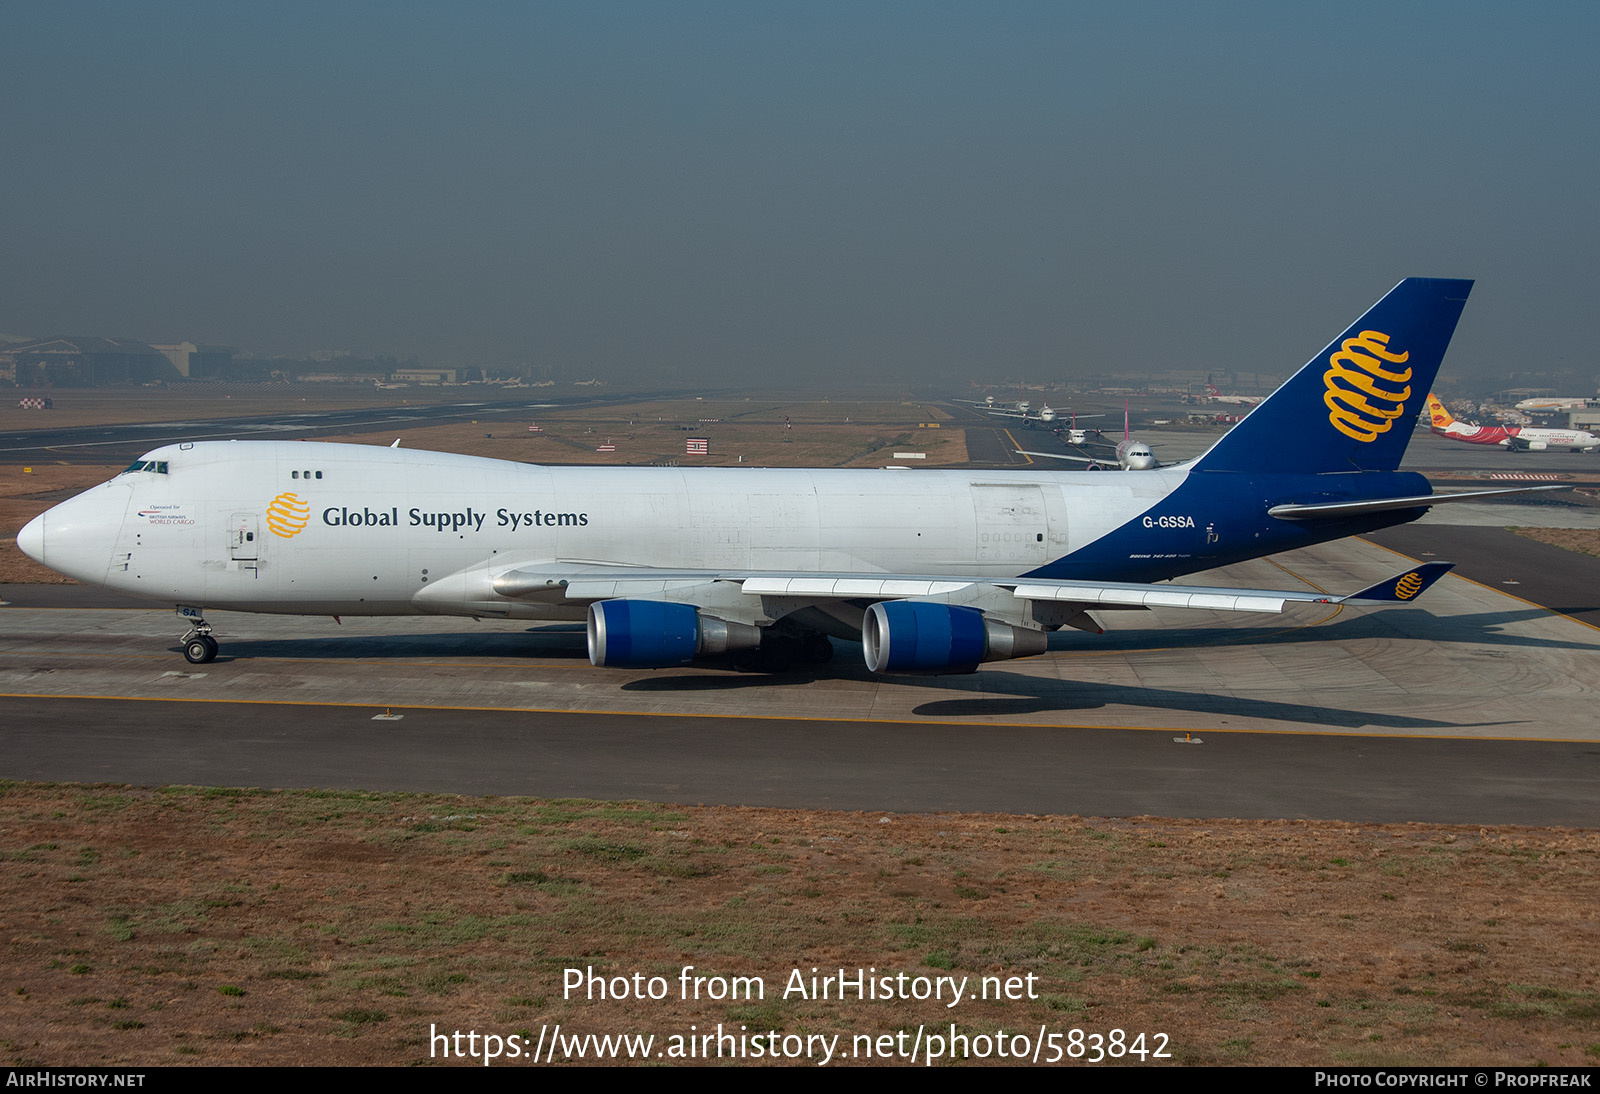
[1268,485,1569,521]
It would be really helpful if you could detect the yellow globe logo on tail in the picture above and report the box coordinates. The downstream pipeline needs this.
[266,492,311,538]
[1323,330,1412,442]
[1394,571,1424,600]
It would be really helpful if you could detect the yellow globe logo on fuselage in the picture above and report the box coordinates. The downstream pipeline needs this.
[266,492,311,538]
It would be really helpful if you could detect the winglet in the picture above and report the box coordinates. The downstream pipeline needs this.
[1337,561,1454,603]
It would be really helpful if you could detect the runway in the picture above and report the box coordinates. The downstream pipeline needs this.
[3,531,1596,825]
[0,392,650,464]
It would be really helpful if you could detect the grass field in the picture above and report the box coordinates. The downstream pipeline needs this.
[1,783,1595,1066]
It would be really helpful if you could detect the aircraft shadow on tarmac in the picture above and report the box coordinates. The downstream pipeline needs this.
[621,672,823,692]
[899,669,1518,731]
[202,625,592,662]
[619,659,1515,731]
[1067,607,1600,654]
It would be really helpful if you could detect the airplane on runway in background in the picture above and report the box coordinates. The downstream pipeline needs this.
[1016,403,1160,469]
[984,402,1106,432]
[22,279,1559,677]
[966,394,1035,417]
[1425,394,1600,452]
[1055,411,1108,446]
[985,400,1057,427]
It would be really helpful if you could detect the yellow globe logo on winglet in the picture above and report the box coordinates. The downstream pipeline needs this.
[1324,329,1413,442]
[266,492,311,538]
[1394,572,1424,600]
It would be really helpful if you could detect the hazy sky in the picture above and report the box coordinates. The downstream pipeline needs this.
[3,2,1596,387]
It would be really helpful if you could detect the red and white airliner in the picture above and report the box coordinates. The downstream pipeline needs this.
[1425,393,1599,452]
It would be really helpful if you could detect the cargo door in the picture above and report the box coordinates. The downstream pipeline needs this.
[972,484,1047,567]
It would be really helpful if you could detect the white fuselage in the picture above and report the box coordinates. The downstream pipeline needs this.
[41,441,1183,620]
[1504,427,1600,451]
[1432,420,1600,451]
[1515,397,1590,412]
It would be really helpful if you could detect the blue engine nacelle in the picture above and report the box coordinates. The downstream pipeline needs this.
[862,601,1048,675]
[588,600,762,667]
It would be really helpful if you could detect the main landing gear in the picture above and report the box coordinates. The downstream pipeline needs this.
[181,621,219,664]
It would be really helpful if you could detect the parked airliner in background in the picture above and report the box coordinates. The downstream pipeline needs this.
[1425,393,1600,452]
[1514,396,1591,413]
[1202,383,1265,407]
[21,279,1549,675]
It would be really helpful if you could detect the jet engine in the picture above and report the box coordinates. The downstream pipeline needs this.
[588,600,761,667]
[862,601,1048,675]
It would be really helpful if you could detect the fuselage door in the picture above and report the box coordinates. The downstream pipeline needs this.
[972,484,1048,566]
[229,512,260,565]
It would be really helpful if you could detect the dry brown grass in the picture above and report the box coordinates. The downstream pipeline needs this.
[0,783,1595,1067]
[315,399,966,468]
[1510,526,1600,558]
[0,385,472,431]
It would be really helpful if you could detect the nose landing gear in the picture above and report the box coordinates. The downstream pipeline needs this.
[181,621,218,664]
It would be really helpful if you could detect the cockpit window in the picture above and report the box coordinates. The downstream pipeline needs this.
[121,460,170,474]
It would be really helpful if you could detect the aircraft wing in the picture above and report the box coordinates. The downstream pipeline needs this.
[1014,448,1178,469]
[1014,449,1106,464]
[489,560,1455,614]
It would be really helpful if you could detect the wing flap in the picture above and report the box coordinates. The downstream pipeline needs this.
[562,578,721,600]
[741,576,975,598]
[1010,583,1289,613]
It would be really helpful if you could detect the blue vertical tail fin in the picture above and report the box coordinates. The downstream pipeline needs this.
[1190,278,1473,474]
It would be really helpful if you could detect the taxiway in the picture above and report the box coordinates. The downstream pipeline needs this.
[3,531,1596,825]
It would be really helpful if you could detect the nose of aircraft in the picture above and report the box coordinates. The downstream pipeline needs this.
[16,484,128,584]
[18,513,45,561]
